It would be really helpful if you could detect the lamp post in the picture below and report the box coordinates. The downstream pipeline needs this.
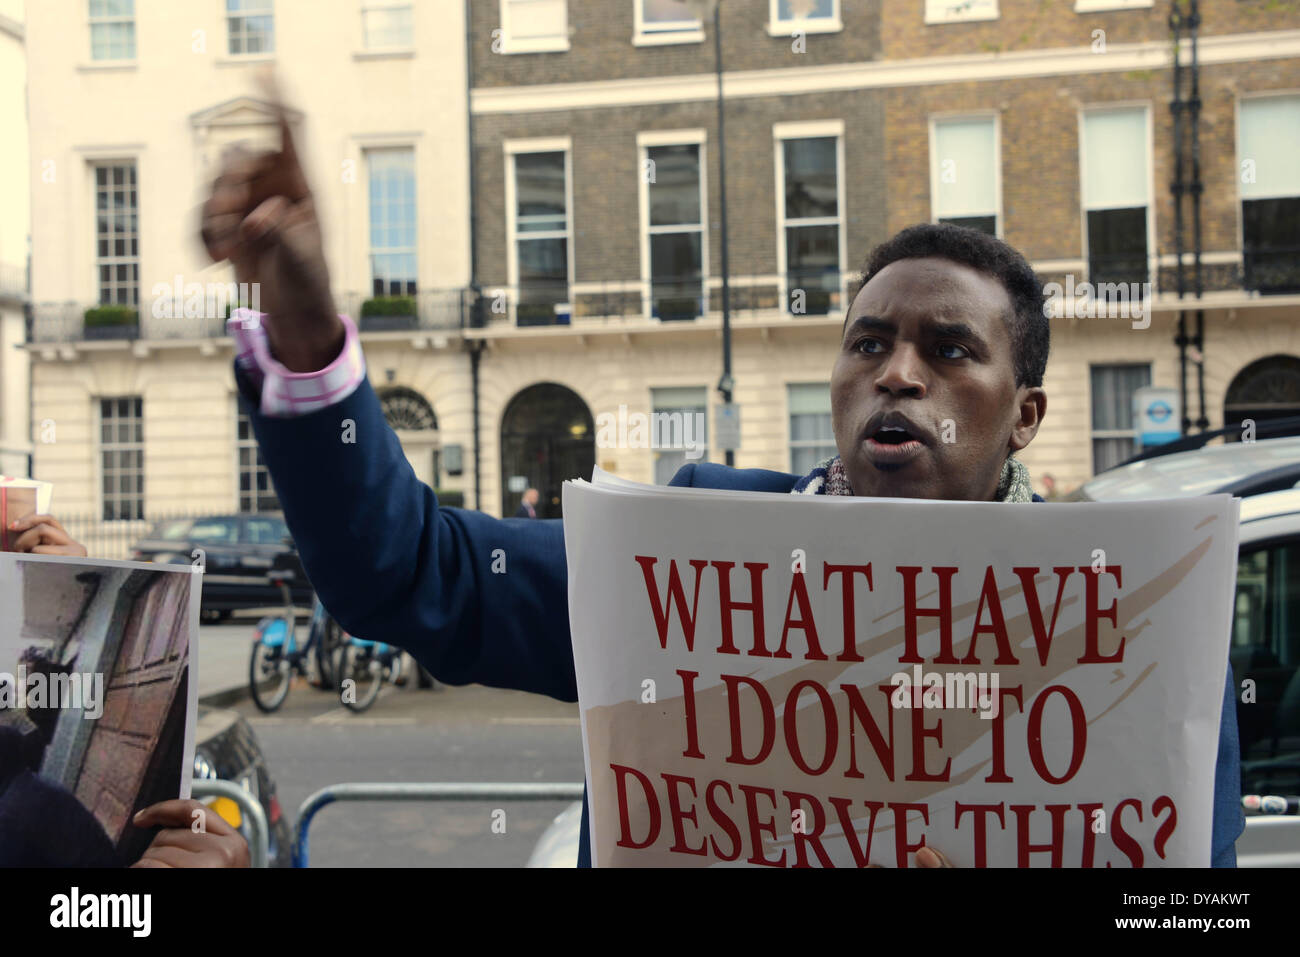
[686,0,735,465]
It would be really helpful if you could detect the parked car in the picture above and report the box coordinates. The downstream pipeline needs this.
[192,703,293,867]
[131,514,312,620]
[527,435,1300,868]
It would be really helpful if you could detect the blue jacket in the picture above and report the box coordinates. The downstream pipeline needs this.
[238,371,1245,867]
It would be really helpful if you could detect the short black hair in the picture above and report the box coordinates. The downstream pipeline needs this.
[849,223,1049,388]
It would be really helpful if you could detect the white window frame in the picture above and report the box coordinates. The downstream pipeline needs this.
[505,137,574,325]
[1234,90,1300,265]
[927,111,1003,238]
[786,381,836,475]
[88,0,136,62]
[1088,362,1152,475]
[774,119,846,318]
[364,145,419,299]
[498,0,570,54]
[1074,0,1152,12]
[637,129,709,322]
[92,160,140,309]
[98,395,145,522]
[235,408,278,513]
[633,0,705,46]
[361,0,414,51]
[925,0,999,25]
[226,0,275,57]
[1078,103,1156,288]
[651,385,711,483]
[766,0,842,36]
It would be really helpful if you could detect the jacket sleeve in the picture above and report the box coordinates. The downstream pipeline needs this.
[1210,660,1246,867]
[237,365,578,702]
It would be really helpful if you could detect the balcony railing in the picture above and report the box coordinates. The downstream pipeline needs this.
[32,288,473,343]
[0,262,28,302]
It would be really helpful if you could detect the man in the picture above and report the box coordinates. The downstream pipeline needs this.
[201,108,1244,868]
[514,488,540,519]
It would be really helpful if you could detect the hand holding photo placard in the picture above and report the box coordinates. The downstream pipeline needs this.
[562,472,1238,867]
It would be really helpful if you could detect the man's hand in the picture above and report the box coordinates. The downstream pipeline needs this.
[868,846,955,868]
[199,76,343,372]
[130,799,251,868]
[7,514,88,556]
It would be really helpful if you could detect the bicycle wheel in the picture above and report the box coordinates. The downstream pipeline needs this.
[249,640,292,713]
[315,616,348,693]
[339,644,383,712]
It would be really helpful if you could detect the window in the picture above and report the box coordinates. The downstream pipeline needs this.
[100,397,143,521]
[1081,107,1150,294]
[508,142,571,325]
[362,1,413,49]
[238,411,279,513]
[1233,541,1300,796]
[244,515,289,545]
[635,0,704,45]
[227,0,275,56]
[89,0,135,61]
[187,518,239,545]
[1090,364,1151,474]
[776,123,844,316]
[931,115,999,236]
[769,0,840,33]
[366,148,417,298]
[94,162,139,308]
[499,0,568,53]
[789,383,836,475]
[925,0,998,25]
[652,387,708,485]
[640,133,706,321]
[1238,96,1300,294]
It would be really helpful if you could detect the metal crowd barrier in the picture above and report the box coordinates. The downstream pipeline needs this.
[292,782,585,867]
[191,778,271,869]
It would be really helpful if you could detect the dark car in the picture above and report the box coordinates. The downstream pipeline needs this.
[192,704,293,867]
[131,514,312,621]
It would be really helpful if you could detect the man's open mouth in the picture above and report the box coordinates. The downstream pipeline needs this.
[861,413,930,468]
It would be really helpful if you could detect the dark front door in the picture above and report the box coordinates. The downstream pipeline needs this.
[500,383,595,519]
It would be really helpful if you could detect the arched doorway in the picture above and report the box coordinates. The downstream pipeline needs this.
[1224,355,1300,440]
[500,383,595,519]
[378,386,441,489]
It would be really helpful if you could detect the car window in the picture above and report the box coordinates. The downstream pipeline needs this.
[1233,541,1300,796]
[245,517,288,545]
[187,518,239,545]
[151,519,193,540]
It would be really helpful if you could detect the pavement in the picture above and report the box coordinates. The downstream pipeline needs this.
[196,611,587,866]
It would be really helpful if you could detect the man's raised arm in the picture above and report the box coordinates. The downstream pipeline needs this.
[202,90,577,702]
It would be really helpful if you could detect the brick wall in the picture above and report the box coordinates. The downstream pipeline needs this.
[882,0,1300,61]
[474,91,887,289]
[884,59,1300,264]
[472,0,882,88]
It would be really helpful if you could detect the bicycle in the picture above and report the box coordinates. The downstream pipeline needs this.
[334,636,404,713]
[248,569,349,713]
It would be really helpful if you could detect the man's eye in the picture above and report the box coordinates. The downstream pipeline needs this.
[937,342,970,359]
[854,338,884,355]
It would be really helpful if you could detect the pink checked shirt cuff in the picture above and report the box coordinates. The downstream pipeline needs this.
[228,309,366,418]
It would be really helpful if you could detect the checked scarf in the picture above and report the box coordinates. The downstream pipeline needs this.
[791,453,1036,503]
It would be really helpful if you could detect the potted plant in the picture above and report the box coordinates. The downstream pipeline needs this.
[83,305,139,340]
[360,295,418,331]
[655,297,699,321]
[516,302,556,326]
